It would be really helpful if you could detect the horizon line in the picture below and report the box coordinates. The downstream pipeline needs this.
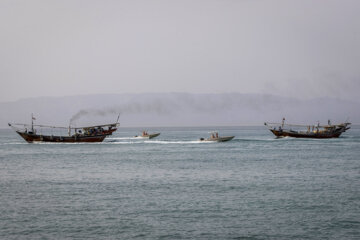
[1,92,358,104]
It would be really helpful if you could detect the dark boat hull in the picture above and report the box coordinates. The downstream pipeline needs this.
[16,131,106,143]
[200,136,235,142]
[102,128,117,135]
[270,129,342,139]
[148,133,160,139]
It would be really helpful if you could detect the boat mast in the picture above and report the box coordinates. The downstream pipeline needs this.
[31,113,34,132]
[116,113,120,126]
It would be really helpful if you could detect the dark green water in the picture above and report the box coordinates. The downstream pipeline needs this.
[1,126,359,239]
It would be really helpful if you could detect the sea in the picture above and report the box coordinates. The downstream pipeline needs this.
[0,126,359,240]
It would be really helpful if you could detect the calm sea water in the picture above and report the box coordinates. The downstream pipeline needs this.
[0,126,359,239]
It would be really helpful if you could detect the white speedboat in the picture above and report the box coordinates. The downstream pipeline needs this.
[135,131,160,139]
[199,132,234,142]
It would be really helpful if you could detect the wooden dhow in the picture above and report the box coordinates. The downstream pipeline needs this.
[264,118,351,139]
[9,114,120,143]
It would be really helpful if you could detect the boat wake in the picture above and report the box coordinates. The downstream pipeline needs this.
[144,140,211,144]
[104,141,142,144]
[106,137,139,140]
[104,139,212,145]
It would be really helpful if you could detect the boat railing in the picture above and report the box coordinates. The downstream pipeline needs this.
[265,122,350,128]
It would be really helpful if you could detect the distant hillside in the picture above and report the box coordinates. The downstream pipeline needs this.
[1,93,359,128]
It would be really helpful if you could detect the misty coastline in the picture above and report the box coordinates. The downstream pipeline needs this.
[1,92,358,129]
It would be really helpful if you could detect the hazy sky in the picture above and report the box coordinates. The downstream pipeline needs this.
[1,0,359,102]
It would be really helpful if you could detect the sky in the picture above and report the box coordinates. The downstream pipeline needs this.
[0,0,359,103]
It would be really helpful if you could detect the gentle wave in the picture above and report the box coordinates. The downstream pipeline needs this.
[1,127,359,240]
[31,142,104,145]
[0,142,28,145]
[233,138,278,142]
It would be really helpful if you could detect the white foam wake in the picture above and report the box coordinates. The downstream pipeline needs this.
[144,140,211,144]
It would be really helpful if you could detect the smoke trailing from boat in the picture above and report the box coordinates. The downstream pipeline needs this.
[70,101,175,124]
[69,94,261,124]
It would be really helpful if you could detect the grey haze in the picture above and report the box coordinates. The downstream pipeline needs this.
[1,0,360,102]
[1,93,358,128]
